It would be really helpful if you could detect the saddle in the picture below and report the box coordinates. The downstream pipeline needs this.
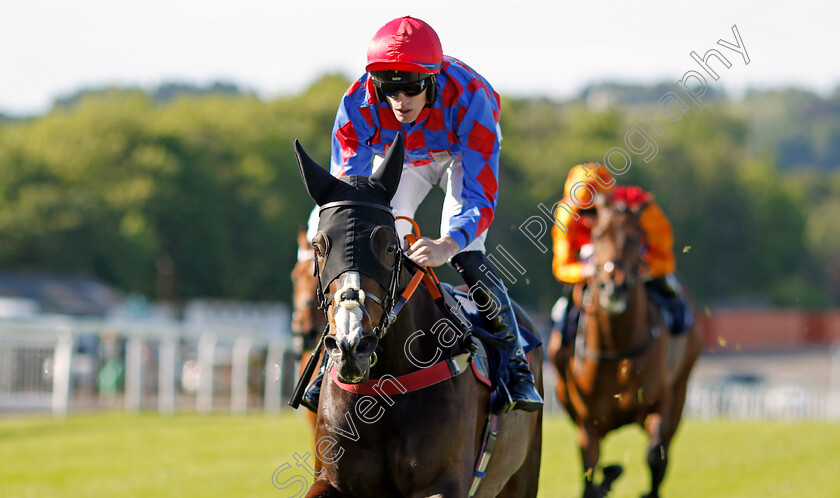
[437,282,541,392]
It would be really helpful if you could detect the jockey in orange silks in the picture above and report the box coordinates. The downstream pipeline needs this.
[551,163,692,346]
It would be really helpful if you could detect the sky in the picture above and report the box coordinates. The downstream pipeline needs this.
[1,0,836,117]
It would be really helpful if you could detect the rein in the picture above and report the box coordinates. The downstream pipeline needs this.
[574,271,656,362]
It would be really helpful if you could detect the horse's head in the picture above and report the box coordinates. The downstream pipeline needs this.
[590,191,647,314]
[290,226,326,346]
[294,135,404,383]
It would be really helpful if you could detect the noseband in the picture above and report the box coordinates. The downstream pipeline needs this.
[593,206,646,293]
[595,258,642,291]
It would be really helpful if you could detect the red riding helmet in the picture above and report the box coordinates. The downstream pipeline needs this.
[366,16,443,74]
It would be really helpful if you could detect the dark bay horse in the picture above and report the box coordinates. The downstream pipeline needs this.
[549,193,702,498]
[295,135,542,498]
[291,226,327,430]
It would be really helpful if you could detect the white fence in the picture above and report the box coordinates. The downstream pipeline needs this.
[540,347,840,421]
[3,308,840,421]
[0,302,296,417]
[684,382,839,421]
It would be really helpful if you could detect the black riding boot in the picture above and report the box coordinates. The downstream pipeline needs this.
[450,251,543,413]
[301,370,323,413]
[552,285,578,347]
[645,275,692,334]
[301,350,329,414]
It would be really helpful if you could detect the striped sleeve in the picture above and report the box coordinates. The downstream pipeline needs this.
[330,77,375,177]
[444,75,501,249]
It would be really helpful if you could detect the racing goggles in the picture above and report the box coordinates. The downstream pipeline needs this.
[372,76,431,98]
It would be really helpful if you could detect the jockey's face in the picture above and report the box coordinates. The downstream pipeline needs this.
[386,89,427,123]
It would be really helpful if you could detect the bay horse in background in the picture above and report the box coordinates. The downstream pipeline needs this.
[549,192,702,498]
[291,226,326,430]
[296,135,542,498]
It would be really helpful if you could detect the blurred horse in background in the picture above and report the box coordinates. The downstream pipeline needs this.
[550,192,702,498]
[291,226,326,430]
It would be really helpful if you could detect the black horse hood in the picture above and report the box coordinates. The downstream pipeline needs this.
[295,135,404,291]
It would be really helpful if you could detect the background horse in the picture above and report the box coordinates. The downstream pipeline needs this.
[296,136,542,498]
[549,193,702,498]
[291,225,326,430]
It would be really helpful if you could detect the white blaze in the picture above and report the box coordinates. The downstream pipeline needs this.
[333,272,365,352]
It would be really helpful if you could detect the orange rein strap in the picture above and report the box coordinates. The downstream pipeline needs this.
[380,216,444,333]
[396,215,442,298]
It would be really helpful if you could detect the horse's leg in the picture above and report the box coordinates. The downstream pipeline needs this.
[646,328,700,498]
[667,327,701,443]
[645,339,698,498]
[547,328,565,369]
[306,479,344,497]
[578,422,602,498]
[408,484,464,498]
[642,411,669,498]
[666,359,693,443]
[495,410,543,498]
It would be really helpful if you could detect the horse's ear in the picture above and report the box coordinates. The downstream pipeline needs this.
[369,134,404,201]
[295,139,340,206]
[596,190,611,209]
[297,225,309,248]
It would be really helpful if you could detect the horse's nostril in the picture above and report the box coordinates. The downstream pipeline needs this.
[354,336,378,357]
[324,336,339,353]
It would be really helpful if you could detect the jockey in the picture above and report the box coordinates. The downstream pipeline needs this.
[303,16,543,414]
[551,163,693,346]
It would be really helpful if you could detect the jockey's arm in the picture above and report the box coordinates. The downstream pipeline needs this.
[552,205,588,284]
[443,75,501,250]
[639,202,676,278]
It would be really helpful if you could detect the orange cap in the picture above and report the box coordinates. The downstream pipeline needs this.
[563,163,615,208]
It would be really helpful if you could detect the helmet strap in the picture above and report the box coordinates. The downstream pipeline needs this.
[425,74,438,107]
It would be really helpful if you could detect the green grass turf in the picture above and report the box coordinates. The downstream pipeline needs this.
[1,412,838,497]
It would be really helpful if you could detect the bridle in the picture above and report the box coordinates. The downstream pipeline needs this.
[592,258,643,300]
[310,201,407,342]
[574,203,655,362]
[591,204,646,300]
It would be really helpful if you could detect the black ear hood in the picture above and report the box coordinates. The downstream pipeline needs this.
[295,134,403,207]
[294,135,405,291]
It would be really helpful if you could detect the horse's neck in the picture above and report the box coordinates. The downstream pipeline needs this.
[371,272,453,377]
[594,284,650,349]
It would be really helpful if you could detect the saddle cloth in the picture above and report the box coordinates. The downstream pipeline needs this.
[438,283,541,391]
